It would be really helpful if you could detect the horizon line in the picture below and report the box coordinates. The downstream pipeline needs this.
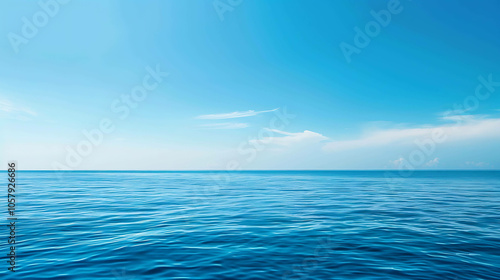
[12,169,500,172]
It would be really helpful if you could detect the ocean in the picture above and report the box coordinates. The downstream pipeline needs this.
[3,171,500,279]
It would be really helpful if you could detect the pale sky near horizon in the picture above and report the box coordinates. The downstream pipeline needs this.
[1,0,500,170]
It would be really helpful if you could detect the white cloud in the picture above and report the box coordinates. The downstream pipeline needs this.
[441,108,472,117]
[200,123,249,129]
[196,108,278,120]
[323,116,500,152]
[465,161,490,167]
[250,129,328,147]
[390,157,405,168]
[441,114,479,122]
[0,99,37,120]
[425,157,439,167]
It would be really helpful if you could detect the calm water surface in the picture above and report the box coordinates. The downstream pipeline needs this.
[2,171,500,279]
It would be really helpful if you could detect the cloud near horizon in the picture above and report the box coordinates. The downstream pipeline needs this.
[244,114,500,153]
[242,113,500,169]
[196,108,278,120]
[322,115,500,152]
[425,157,440,167]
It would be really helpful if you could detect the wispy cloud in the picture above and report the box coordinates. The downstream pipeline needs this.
[390,157,405,168]
[323,115,500,152]
[441,108,473,117]
[196,108,278,120]
[0,99,37,120]
[389,157,439,168]
[250,129,328,147]
[425,157,439,167]
[465,161,490,167]
[200,123,249,129]
[441,114,479,122]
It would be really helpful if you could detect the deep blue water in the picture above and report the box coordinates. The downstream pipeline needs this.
[2,171,500,279]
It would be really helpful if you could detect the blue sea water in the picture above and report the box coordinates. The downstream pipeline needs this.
[2,171,500,280]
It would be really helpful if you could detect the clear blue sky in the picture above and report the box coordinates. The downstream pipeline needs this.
[1,0,499,170]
